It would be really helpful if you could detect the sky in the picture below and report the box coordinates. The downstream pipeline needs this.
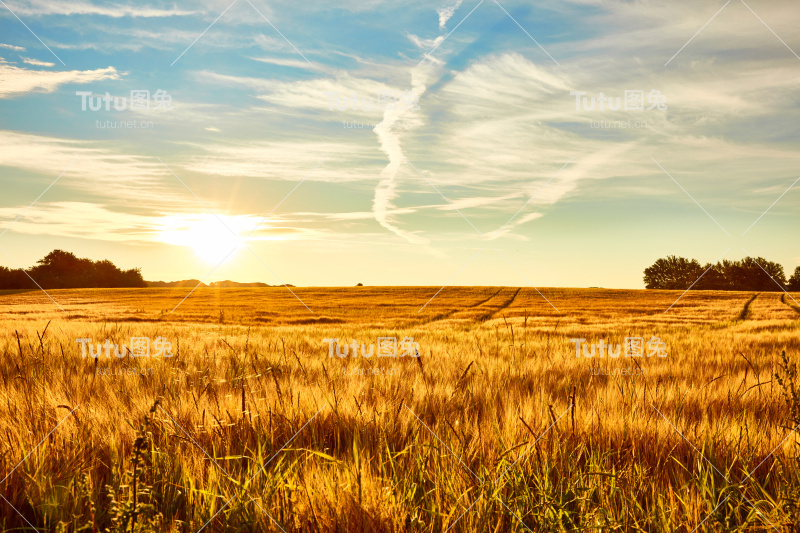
[0,0,798,289]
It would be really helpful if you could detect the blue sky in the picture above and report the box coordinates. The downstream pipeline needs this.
[0,0,798,288]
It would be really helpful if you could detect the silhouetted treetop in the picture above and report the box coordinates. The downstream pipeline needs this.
[0,249,147,290]
[644,255,791,291]
[789,267,800,292]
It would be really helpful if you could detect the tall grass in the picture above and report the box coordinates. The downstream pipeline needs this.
[0,287,798,531]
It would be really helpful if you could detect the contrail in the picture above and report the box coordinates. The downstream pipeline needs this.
[372,67,431,245]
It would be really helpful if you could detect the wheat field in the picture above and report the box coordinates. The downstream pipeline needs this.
[0,286,799,532]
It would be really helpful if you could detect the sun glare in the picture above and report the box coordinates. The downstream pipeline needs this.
[159,214,252,264]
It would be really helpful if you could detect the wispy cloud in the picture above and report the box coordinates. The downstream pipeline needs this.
[0,204,313,245]
[407,33,445,51]
[9,0,197,18]
[0,43,25,51]
[201,69,398,117]
[21,56,54,67]
[0,202,157,243]
[181,139,380,182]
[249,56,323,71]
[0,131,182,204]
[437,0,463,29]
[0,63,119,98]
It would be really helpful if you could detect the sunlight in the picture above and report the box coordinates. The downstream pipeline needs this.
[158,213,257,264]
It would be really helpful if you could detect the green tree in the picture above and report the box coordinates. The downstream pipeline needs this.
[788,266,800,292]
[643,255,704,289]
[644,255,790,291]
[740,256,786,291]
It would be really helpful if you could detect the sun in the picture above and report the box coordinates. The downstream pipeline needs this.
[159,214,246,264]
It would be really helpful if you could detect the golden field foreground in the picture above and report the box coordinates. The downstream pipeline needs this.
[0,286,799,532]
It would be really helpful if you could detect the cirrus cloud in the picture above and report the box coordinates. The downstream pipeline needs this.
[0,63,120,99]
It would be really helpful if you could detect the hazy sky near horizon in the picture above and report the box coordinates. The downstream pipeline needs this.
[0,0,798,289]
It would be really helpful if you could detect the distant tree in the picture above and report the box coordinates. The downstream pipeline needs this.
[0,266,9,290]
[644,255,788,291]
[0,249,146,289]
[122,268,147,288]
[0,266,34,290]
[93,259,120,287]
[740,256,786,291]
[694,262,724,290]
[356,283,363,287]
[643,255,703,289]
[788,267,800,292]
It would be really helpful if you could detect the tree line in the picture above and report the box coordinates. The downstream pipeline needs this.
[644,255,800,291]
[0,249,146,290]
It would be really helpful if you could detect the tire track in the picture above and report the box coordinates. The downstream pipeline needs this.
[485,287,521,321]
[781,293,800,315]
[737,293,759,321]
[412,288,504,327]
